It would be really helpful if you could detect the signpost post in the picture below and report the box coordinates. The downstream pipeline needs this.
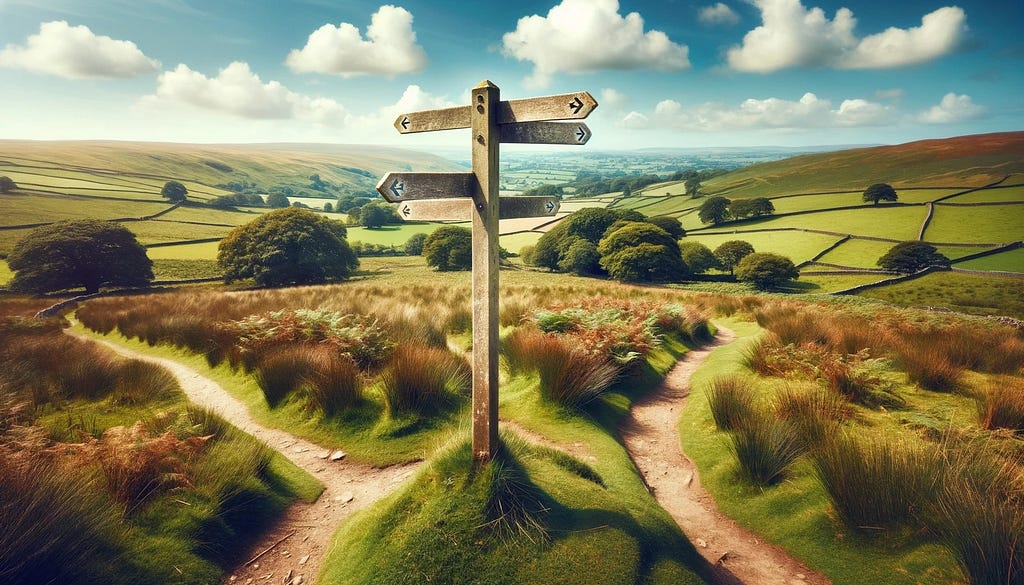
[376,80,596,461]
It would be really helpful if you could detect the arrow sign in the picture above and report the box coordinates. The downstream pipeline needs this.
[499,122,591,145]
[394,91,598,134]
[375,172,476,203]
[396,197,561,221]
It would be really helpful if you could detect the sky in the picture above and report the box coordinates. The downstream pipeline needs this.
[0,0,1021,150]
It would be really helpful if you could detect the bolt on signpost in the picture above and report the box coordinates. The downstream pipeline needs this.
[377,80,597,460]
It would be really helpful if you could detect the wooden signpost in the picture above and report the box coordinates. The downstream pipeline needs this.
[376,80,596,460]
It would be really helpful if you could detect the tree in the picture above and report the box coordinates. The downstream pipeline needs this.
[532,207,645,271]
[404,232,427,256]
[161,180,188,202]
[679,241,720,274]
[698,196,731,225]
[8,220,153,294]
[558,238,601,275]
[266,192,290,208]
[360,202,393,229]
[597,222,686,282]
[217,207,357,287]
[323,202,333,213]
[423,226,472,271]
[685,175,701,197]
[863,183,898,205]
[0,176,16,193]
[735,253,799,290]
[647,216,685,239]
[877,241,950,274]
[714,240,755,274]
[729,197,775,219]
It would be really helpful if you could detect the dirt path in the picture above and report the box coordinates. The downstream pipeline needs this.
[621,328,830,585]
[76,334,421,585]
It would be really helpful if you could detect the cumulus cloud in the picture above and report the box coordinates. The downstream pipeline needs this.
[621,92,894,131]
[0,20,159,78]
[286,5,427,77]
[918,93,983,124]
[151,61,348,124]
[600,88,629,110]
[726,0,966,73]
[699,3,740,26]
[502,0,689,88]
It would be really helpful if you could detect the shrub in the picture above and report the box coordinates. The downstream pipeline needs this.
[423,226,472,271]
[729,408,805,486]
[976,376,1024,432]
[811,433,940,531]
[706,374,757,431]
[734,252,798,290]
[379,344,470,417]
[877,241,950,274]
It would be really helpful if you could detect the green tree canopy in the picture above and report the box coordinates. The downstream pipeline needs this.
[8,220,153,294]
[266,192,290,208]
[729,197,775,219]
[679,241,720,274]
[735,253,799,290]
[360,202,394,229]
[160,180,188,202]
[714,240,755,274]
[0,176,16,193]
[404,232,427,256]
[423,226,472,271]
[647,216,685,239]
[698,196,732,225]
[863,183,898,205]
[217,207,357,287]
[597,222,686,283]
[877,241,950,274]
[531,207,644,271]
[558,238,601,275]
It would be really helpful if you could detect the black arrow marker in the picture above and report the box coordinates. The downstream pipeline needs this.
[545,200,555,212]
[576,126,586,142]
[569,96,584,115]
[400,116,410,130]
[401,204,411,217]
[389,180,405,199]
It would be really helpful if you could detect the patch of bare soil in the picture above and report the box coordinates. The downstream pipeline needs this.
[621,328,830,585]
[74,334,421,585]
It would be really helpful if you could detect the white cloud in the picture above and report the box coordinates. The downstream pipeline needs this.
[150,61,348,124]
[502,0,690,88]
[699,3,740,26]
[286,5,427,77]
[0,20,159,78]
[726,0,966,73]
[621,92,894,131]
[600,88,629,110]
[918,93,983,124]
[874,88,905,100]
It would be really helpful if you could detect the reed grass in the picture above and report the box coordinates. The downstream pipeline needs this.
[379,344,470,417]
[302,347,363,416]
[771,383,849,445]
[728,407,805,486]
[706,374,757,431]
[975,375,1024,432]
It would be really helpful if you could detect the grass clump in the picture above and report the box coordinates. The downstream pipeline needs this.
[811,432,940,532]
[705,374,756,431]
[379,343,470,418]
[771,383,849,445]
[975,375,1024,432]
[728,407,805,486]
[504,327,619,408]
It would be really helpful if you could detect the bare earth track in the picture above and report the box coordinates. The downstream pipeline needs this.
[75,334,421,585]
[622,328,830,585]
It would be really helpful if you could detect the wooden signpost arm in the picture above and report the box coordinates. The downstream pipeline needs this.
[471,80,500,461]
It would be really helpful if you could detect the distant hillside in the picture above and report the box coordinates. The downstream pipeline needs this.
[0,140,459,196]
[703,131,1024,199]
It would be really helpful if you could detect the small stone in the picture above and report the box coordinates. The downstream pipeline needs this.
[696,538,707,548]
[253,564,259,570]
[230,576,237,582]
[796,574,806,580]
[300,554,310,565]
[333,492,354,504]
[317,451,330,459]
[330,450,346,461]
[293,446,307,453]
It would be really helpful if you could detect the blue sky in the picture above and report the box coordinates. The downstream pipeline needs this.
[0,0,1020,150]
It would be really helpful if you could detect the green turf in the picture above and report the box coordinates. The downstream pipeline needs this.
[0,260,12,285]
[945,185,1024,203]
[501,232,544,254]
[692,206,927,241]
[797,272,892,293]
[0,194,170,228]
[347,223,452,247]
[925,203,1024,244]
[146,241,221,260]
[858,271,1024,318]
[687,231,843,265]
[954,247,1024,273]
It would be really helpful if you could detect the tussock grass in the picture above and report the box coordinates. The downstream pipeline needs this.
[379,344,470,417]
[302,347,363,416]
[252,344,309,407]
[772,383,849,445]
[517,329,620,408]
[976,375,1024,432]
[811,433,940,532]
[728,407,805,486]
[705,374,756,431]
[111,359,179,405]
[895,342,964,392]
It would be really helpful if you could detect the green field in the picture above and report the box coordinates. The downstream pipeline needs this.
[146,241,221,260]
[925,203,1024,243]
[0,194,170,228]
[500,231,544,254]
[692,206,927,241]
[859,270,1024,318]
[946,184,1024,203]
[688,231,842,265]
[955,247,1024,272]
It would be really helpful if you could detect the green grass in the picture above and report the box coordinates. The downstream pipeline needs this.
[128,220,234,246]
[348,223,452,247]
[688,231,842,265]
[0,194,170,228]
[155,205,266,226]
[797,273,891,293]
[945,185,1024,203]
[695,207,928,241]
[925,203,1024,244]
[679,320,964,585]
[501,231,544,254]
[955,247,1024,272]
[146,241,221,260]
[858,271,1024,319]
[0,260,12,285]
[151,259,223,281]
